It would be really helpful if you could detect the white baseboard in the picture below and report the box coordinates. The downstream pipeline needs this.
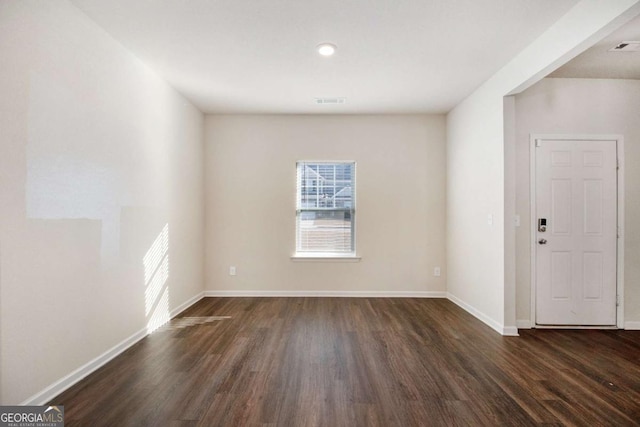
[204,290,447,298]
[170,291,204,318]
[21,291,205,406]
[22,289,532,405]
[517,319,532,329]
[518,319,631,330]
[203,291,517,335]
[502,326,519,336]
[21,326,148,406]
[624,321,640,330]
[446,293,518,336]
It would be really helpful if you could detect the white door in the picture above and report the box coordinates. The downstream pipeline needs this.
[535,138,617,325]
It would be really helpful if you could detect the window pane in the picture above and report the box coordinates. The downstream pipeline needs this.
[296,161,355,253]
[297,210,352,253]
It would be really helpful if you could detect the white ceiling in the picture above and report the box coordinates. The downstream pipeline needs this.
[71,0,580,114]
[549,13,640,79]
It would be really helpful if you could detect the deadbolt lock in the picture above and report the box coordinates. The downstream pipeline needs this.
[538,218,547,232]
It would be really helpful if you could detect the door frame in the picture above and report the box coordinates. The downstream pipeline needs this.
[529,134,624,328]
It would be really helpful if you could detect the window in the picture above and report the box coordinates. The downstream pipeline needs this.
[296,161,356,256]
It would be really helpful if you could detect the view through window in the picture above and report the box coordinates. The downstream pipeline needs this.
[296,161,356,255]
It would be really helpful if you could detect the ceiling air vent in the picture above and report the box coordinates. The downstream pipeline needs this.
[315,97,346,105]
[609,41,640,52]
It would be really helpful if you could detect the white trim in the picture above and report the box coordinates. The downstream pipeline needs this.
[624,321,640,330]
[529,138,538,327]
[21,292,205,406]
[502,326,519,336]
[534,325,617,330]
[529,134,624,329]
[291,255,361,262]
[21,327,148,406]
[616,139,625,329]
[170,291,204,318]
[516,319,532,329]
[446,293,519,336]
[204,290,446,298]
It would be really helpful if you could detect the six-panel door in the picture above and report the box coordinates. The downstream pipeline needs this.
[535,139,617,326]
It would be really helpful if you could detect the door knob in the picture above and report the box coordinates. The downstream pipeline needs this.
[538,239,547,245]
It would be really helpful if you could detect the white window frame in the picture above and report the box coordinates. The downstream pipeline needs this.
[293,161,359,260]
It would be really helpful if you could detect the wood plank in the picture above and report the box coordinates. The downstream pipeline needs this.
[51,298,640,426]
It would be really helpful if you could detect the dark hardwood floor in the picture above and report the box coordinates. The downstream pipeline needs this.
[52,298,640,426]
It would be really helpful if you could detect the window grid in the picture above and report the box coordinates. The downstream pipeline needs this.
[296,162,355,255]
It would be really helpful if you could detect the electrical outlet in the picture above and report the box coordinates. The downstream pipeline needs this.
[487,214,493,226]
[434,267,441,277]
[229,266,236,276]
[514,215,521,227]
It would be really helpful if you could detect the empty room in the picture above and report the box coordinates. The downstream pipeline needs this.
[1,0,640,425]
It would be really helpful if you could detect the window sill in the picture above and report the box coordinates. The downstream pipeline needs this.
[291,254,361,262]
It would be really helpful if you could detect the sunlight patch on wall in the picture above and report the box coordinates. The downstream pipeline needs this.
[144,223,170,333]
[146,287,170,334]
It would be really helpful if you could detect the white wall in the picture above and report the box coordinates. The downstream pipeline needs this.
[447,92,507,331]
[0,1,204,404]
[446,0,640,335]
[515,78,640,327]
[204,115,446,295]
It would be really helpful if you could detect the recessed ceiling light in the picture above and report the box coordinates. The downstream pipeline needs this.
[317,43,336,57]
